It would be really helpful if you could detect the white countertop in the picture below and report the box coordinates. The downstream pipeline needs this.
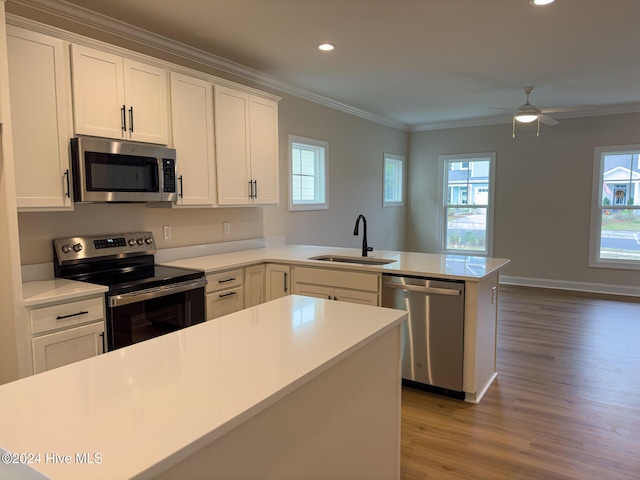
[0,295,407,480]
[161,244,510,281]
[22,279,108,307]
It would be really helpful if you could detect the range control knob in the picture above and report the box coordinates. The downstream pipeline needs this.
[61,244,72,254]
[128,239,136,246]
[136,238,144,246]
[145,237,153,245]
[72,243,83,253]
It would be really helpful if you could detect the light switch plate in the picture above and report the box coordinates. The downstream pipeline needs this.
[223,222,231,235]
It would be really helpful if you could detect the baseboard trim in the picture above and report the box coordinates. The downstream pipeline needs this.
[500,275,640,298]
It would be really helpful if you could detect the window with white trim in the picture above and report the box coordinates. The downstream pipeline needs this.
[439,153,495,256]
[590,145,640,269]
[289,135,328,211]
[383,153,404,207]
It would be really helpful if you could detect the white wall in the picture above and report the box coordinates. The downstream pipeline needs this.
[263,94,409,252]
[407,112,640,288]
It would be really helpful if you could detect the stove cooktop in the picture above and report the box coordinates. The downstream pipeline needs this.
[53,232,205,295]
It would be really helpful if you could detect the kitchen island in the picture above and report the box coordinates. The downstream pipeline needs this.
[0,295,407,480]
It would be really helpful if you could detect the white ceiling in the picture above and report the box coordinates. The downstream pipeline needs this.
[12,0,640,131]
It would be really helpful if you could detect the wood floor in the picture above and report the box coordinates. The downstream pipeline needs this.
[401,286,640,480]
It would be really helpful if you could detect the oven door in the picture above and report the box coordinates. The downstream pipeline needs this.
[106,278,206,350]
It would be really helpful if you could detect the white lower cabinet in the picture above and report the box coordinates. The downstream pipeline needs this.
[28,296,106,375]
[292,266,380,306]
[32,321,104,374]
[244,264,266,308]
[265,264,290,301]
[206,269,244,320]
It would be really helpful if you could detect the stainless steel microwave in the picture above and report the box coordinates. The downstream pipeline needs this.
[70,137,177,203]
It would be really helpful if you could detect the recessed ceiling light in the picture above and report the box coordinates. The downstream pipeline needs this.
[530,0,555,5]
[317,43,335,52]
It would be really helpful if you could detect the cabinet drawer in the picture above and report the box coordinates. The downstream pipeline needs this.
[294,267,379,292]
[207,286,244,320]
[30,297,104,335]
[206,269,244,292]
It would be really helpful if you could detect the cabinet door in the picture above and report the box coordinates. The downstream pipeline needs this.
[71,44,125,139]
[170,72,216,206]
[294,283,334,300]
[207,287,244,321]
[334,288,379,306]
[244,264,266,308]
[124,58,169,144]
[266,264,290,301]
[7,26,73,210]
[32,321,105,374]
[214,85,251,205]
[249,95,279,205]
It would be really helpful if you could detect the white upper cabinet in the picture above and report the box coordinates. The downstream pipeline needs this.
[71,44,169,144]
[169,72,216,206]
[249,95,279,205]
[214,85,251,205]
[7,26,73,211]
[214,85,279,205]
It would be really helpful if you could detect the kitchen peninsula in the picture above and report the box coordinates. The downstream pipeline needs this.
[0,295,407,480]
[160,243,510,403]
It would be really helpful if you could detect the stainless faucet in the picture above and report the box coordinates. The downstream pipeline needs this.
[353,214,373,257]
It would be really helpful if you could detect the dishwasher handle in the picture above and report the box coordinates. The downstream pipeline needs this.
[383,281,462,296]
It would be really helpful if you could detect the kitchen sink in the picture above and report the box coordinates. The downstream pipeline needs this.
[308,255,396,266]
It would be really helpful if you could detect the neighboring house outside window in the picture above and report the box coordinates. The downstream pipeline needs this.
[289,135,328,211]
[439,152,496,256]
[590,146,640,269]
[383,153,405,207]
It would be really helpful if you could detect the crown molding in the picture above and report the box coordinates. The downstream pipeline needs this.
[410,102,640,132]
[6,0,408,131]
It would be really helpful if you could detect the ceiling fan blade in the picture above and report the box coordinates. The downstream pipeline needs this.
[540,104,595,114]
[539,114,559,126]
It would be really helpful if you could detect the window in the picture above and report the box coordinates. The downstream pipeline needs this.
[590,145,640,269]
[383,153,404,206]
[439,153,495,256]
[289,135,328,211]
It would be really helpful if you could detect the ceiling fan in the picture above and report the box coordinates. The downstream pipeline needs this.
[505,86,594,137]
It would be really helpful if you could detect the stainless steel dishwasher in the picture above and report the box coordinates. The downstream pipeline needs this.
[382,274,465,398]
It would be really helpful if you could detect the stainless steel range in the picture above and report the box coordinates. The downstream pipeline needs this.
[53,232,206,350]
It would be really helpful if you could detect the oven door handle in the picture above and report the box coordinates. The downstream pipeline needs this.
[108,277,206,307]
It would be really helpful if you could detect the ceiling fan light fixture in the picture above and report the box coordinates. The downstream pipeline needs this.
[529,0,555,5]
[317,43,335,52]
[515,113,539,123]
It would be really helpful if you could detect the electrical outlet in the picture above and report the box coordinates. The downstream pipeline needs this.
[223,222,231,235]
[163,225,172,240]
[492,286,497,304]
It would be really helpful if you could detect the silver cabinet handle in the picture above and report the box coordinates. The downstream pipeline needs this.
[382,281,462,296]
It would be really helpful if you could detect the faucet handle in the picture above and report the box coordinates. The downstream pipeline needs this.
[367,246,373,252]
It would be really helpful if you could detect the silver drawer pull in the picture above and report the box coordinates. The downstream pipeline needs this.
[56,310,89,320]
[218,291,238,298]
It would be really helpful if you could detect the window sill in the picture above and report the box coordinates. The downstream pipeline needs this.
[288,204,329,212]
